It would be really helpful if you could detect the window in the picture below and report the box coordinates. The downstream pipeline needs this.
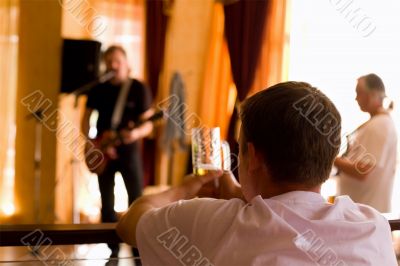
[288,0,400,212]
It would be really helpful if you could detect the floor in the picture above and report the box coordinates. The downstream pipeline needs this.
[0,243,137,265]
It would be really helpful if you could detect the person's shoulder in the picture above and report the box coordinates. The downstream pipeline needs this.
[335,196,390,224]
[130,78,146,89]
[137,198,246,235]
[364,114,396,135]
[329,197,396,265]
[141,197,245,221]
[128,78,150,96]
[370,113,394,126]
[172,197,246,211]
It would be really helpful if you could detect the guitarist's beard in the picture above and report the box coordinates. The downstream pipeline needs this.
[110,77,124,86]
[108,69,130,86]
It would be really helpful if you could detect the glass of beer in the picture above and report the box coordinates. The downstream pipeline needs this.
[191,127,231,178]
[192,127,221,176]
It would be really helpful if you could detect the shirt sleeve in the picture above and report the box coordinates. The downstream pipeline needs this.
[136,198,245,265]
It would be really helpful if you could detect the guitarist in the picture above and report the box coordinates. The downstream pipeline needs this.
[81,45,154,259]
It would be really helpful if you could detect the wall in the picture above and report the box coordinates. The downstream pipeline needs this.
[14,0,61,223]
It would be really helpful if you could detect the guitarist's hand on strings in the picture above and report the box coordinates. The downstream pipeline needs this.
[120,128,140,144]
[120,110,157,144]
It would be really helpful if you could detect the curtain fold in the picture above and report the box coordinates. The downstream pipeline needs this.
[249,0,288,95]
[145,0,169,97]
[199,3,234,139]
[143,0,170,186]
[223,0,269,176]
[223,0,269,101]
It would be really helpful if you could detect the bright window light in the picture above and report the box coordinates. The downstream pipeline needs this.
[114,172,128,212]
[289,0,400,212]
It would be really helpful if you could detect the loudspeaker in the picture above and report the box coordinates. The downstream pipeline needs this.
[60,39,102,93]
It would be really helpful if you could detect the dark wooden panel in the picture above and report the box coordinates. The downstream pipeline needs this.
[390,219,400,231]
[1,220,399,247]
[0,223,122,246]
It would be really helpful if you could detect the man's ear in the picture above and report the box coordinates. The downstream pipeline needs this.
[247,142,263,172]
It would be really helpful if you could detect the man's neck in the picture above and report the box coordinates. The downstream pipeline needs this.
[369,106,387,117]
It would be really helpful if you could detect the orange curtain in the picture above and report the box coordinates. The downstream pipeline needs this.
[249,0,289,95]
[198,3,235,139]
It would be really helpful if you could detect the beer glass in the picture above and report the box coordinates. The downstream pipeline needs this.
[191,127,231,177]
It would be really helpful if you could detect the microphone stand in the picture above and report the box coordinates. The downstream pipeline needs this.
[68,71,115,223]
[25,110,43,224]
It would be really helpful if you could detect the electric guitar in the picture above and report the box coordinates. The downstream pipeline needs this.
[85,110,164,175]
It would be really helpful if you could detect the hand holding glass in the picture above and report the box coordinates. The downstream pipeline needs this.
[191,127,231,185]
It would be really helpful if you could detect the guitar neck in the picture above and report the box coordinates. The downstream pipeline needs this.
[107,110,164,133]
[132,110,164,129]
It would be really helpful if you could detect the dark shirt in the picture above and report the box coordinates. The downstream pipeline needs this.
[86,78,152,136]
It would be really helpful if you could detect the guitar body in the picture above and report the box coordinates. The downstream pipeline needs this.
[85,130,118,175]
[85,110,164,175]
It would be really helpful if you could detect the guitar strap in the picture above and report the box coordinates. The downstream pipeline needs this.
[111,79,133,130]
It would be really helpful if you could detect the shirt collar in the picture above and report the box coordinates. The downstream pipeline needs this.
[264,190,326,204]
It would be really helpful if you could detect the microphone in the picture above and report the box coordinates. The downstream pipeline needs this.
[98,70,116,83]
[72,71,116,96]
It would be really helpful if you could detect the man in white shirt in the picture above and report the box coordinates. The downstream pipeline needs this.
[117,81,397,265]
[335,73,397,212]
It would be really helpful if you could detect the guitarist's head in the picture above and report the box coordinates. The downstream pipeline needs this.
[103,45,131,86]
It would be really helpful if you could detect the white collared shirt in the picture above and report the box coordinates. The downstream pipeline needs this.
[136,191,396,266]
